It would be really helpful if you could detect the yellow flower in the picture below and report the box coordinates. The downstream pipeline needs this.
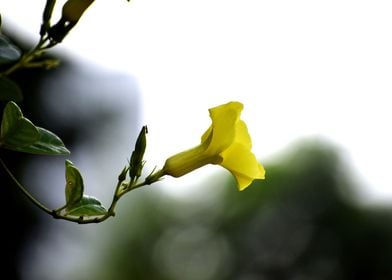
[162,101,265,190]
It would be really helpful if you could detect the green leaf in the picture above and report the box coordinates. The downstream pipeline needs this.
[0,77,23,102]
[66,195,107,217]
[65,160,84,207]
[9,127,70,155]
[0,101,39,147]
[0,34,22,65]
[0,101,70,155]
[63,161,107,217]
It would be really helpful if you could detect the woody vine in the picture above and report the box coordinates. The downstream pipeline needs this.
[0,0,265,224]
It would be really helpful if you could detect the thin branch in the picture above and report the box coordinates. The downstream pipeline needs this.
[0,157,165,224]
[1,36,55,76]
[0,157,53,215]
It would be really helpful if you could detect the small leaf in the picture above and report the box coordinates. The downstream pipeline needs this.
[0,34,22,65]
[9,127,70,155]
[0,101,39,148]
[0,77,23,102]
[66,195,107,217]
[65,160,84,207]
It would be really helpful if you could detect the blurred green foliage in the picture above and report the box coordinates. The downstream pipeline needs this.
[58,140,392,280]
[3,2,392,279]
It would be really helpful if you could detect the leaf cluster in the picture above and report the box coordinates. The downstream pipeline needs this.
[0,1,163,224]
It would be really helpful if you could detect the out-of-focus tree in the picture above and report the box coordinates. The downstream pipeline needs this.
[58,140,392,280]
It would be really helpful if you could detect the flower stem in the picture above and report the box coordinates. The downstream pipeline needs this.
[0,157,165,224]
[0,157,53,215]
[1,36,56,76]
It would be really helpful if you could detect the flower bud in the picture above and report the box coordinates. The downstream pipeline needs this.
[48,0,94,43]
[62,0,95,22]
[129,126,148,182]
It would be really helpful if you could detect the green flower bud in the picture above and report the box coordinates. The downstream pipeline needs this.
[118,166,128,182]
[62,0,95,22]
[48,0,94,43]
[129,126,148,182]
[162,102,265,191]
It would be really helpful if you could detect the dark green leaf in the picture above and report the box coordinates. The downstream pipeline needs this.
[0,101,70,155]
[0,34,22,65]
[65,160,84,207]
[0,101,39,148]
[9,127,70,155]
[66,195,107,217]
[0,77,23,102]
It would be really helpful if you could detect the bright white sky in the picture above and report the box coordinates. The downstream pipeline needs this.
[3,0,392,205]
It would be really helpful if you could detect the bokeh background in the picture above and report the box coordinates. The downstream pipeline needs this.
[1,1,392,279]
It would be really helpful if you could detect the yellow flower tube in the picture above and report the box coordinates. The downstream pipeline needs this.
[162,101,265,191]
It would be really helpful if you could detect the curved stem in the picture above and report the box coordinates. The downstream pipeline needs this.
[0,157,166,224]
[1,36,54,76]
[0,157,53,215]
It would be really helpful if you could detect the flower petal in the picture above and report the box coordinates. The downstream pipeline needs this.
[205,102,243,154]
[201,125,212,143]
[220,142,265,190]
[236,120,252,150]
[230,172,256,191]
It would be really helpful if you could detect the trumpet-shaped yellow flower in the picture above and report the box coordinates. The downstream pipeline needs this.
[162,101,265,190]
